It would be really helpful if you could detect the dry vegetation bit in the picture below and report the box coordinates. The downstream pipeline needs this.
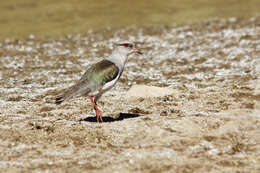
[0,16,260,172]
[128,107,150,115]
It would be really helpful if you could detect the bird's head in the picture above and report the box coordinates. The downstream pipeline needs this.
[113,43,142,56]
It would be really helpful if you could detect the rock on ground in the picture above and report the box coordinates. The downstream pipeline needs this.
[125,85,178,100]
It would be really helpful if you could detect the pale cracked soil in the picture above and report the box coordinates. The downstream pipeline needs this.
[0,16,260,172]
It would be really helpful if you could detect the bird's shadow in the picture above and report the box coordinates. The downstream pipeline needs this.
[79,112,140,123]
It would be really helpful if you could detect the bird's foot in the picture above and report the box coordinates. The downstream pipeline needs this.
[95,108,103,123]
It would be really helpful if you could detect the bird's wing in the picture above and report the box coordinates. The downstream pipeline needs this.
[79,59,120,90]
[55,59,119,104]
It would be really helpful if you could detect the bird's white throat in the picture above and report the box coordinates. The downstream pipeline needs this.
[107,51,128,70]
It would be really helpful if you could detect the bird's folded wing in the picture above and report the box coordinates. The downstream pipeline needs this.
[79,59,119,89]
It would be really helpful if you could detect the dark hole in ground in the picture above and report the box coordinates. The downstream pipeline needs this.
[79,113,140,123]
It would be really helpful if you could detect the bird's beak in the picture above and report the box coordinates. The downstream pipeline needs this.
[132,48,143,55]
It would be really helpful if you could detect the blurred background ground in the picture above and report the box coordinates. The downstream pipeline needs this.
[0,0,260,173]
[0,0,260,41]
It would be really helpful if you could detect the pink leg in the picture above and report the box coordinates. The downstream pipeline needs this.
[89,96,103,123]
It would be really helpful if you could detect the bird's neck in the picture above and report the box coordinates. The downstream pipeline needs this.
[107,52,128,70]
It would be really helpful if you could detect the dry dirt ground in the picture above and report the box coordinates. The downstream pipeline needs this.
[0,16,260,172]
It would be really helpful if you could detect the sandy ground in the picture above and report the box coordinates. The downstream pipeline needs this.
[0,16,260,172]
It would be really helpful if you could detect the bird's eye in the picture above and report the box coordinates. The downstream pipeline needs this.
[128,44,133,49]
[121,43,133,49]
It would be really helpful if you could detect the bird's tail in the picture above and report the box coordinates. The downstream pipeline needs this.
[55,87,77,105]
[55,83,90,105]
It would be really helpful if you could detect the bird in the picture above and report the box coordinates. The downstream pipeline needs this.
[55,43,142,122]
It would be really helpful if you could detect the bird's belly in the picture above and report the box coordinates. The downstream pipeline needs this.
[88,90,100,96]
